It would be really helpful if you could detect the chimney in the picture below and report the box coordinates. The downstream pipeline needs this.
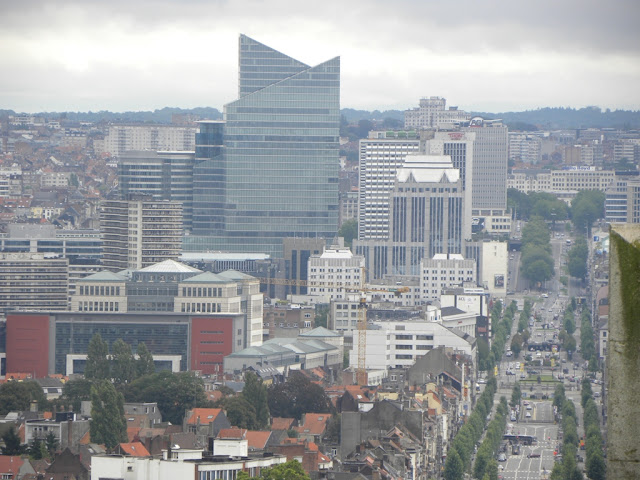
[30,400,38,413]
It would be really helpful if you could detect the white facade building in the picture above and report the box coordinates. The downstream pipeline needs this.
[99,125,197,157]
[358,132,420,240]
[91,449,285,480]
[350,320,476,371]
[509,133,542,164]
[508,167,617,195]
[420,254,477,302]
[426,131,475,240]
[308,246,365,301]
[404,97,471,129]
[480,241,508,298]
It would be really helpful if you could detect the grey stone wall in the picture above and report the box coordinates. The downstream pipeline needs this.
[607,224,640,479]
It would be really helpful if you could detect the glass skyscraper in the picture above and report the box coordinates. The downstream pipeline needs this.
[185,35,340,257]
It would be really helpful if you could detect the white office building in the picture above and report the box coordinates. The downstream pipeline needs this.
[358,131,420,240]
[99,125,197,157]
[404,97,471,129]
[308,246,365,301]
[351,319,476,371]
[420,254,477,301]
[480,241,508,298]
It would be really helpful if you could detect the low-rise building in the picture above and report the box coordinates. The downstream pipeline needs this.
[91,447,286,480]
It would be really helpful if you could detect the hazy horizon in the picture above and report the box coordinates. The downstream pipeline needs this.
[1,0,638,113]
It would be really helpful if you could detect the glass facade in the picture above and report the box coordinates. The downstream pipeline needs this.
[185,35,340,257]
[54,321,189,374]
[193,122,225,234]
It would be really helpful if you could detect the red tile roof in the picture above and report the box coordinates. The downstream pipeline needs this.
[0,456,24,477]
[271,417,295,431]
[246,430,271,450]
[217,427,247,439]
[119,442,150,457]
[295,413,330,436]
[127,427,142,442]
[185,408,223,425]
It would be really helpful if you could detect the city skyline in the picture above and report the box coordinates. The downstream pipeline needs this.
[1,0,638,114]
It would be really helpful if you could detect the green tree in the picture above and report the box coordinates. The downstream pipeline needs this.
[337,219,357,248]
[125,371,208,425]
[45,430,58,456]
[444,447,464,480]
[267,372,332,420]
[260,459,310,480]
[84,333,110,381]
[136,342,155,377]
[111,339,135,386]
[217,395,258,430]
[60,378,93,412]
[1,426,24,455]
[243,372,270,429]
[0,380,48,415]
[522,216,551,247]
[571,190,605,234]
[523,259,554,285]
[27,436,48,460]
[314,304,329,329]
[586,451,606,480]
[90,380,128,450]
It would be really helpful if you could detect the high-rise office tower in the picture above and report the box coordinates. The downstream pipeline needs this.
[462,117,508,211]
[185,35,340,257]
[358,131,420,240]
[118,150,196,230]
[354,155,464,279]
[427,131,475,240]
[101,196,183,271]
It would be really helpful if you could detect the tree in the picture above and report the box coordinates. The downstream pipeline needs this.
[45,430,58,456]
[586,451,606,480]
[260,459,310,480]
[111,339,135,386]
[243,372,269,429]
[571,190,605,234]
[125,371,208,425]
[84,333,110,381]
[0,380,48,415]
[136,342,155,377]
[444,447,464,480]
[314,304,329,329]
[337,219,357,248]
[27,436,48,460]
[90,380,128,450]
[217,395,258,430]
[267,372,332,420]
[1,426,23,455]
[60,378,93,412]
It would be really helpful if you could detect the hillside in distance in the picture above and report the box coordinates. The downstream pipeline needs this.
[2,105,639,130]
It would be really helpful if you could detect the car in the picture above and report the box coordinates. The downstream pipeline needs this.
[498,453,507,462]
[526,404,533,410]
[525,412,532,418]
[520,373,526,379]
[528,452,541,458]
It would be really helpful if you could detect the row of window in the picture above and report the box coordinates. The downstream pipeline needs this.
[181,302,222,313]
[79,301,120,312]
[78,285,121,296]
[182,287,224,297]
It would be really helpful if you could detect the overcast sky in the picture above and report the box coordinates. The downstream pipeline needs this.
[1,0,638,114]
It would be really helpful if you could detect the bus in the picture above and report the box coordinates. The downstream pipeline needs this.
[503,434,537,445]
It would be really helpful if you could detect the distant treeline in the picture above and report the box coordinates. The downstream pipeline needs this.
[2,105,639,129]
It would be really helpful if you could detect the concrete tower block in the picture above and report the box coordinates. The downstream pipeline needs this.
[608,224,640,479]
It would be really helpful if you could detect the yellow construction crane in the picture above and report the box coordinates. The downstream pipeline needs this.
[259,273,409,385]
